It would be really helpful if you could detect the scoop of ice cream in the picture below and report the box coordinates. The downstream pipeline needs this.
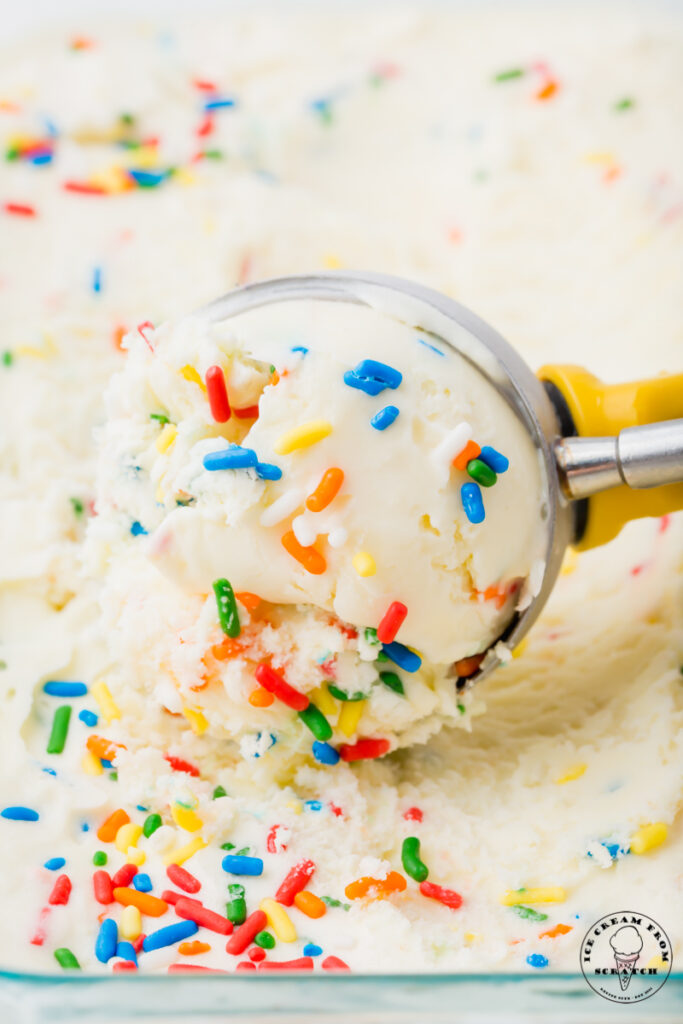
[610,926,644,956]
[89,297,546,759]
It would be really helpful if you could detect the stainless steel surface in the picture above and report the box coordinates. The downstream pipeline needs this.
[555,419,683,499]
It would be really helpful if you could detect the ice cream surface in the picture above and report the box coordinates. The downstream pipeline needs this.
[0,0,682,978]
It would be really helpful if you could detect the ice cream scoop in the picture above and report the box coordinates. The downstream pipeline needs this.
[195,271,683,687]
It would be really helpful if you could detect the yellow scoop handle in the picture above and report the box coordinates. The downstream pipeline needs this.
[539,365,683,551]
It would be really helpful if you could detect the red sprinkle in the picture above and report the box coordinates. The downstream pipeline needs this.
[376,601,408,644]
[322,955,351,971]
[161,889,202,908]
[30,907,51,946]
[111,864,137,889]
[659,514,671,534]
[63,181,106,195]
[236,961,257,972]
[4,202,37,217]
[266,824,288,854]
[419,880,463,910]
[403,807,424,822]
[205,365,231,422]
[175,898,233,935]
[48,874,72,906]
[164,753,200,777]
[248,946,266,962]
[168,964,227,974]
[137,320,155,353]
[339,738,391,762]
[254,664,309,712]
[226,910,267,955]
[132,935,145,954]
[197,114,214,138]
[258,958,314,972]
[93,870,114,905]
[234,404,260,419]
[275,859,315,906]
[167,864,201,894]
[113,962,137,973]
[193,79,218,92]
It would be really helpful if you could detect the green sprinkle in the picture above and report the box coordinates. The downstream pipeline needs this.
[5,146,20,161]
[142,813,162,838]
[109,771,118,781]
[466,458,497,487]
[380,671,404,695]
[269,365,276,374]
[364,627,379,645]
[221,842,235,851]
[321,896,350,910]
[298,702,333,741]
[226,895,246,925]
[614,97,635,112]
[119,112,136,126]
[494,68,525,82]
[202,149,224,159]
[213,578,241,638]
[54,947,81,970]
[376,650,389,663]
[0,660,6,670]
[70,497,85,517]
[511,905,548,922]
[327,684,367,702]
[93,851,108,866]
[47,706,71,754]
[228,883,245,897]
[254,930,275,949]
[235,846,250,857]
[2,351,13,367]
[212,785,227,799]
[457,703,466,715]
[401,836,429,882]
[150,411,170,425]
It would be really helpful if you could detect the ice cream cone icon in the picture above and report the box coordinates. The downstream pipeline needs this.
[610,926,643,991]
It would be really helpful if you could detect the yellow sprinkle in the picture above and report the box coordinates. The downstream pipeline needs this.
[555,763,587,785]
[311,684,337,718]
[511,637,529,660]
[337,699,366,738]
[273,420,332,456]
[81,751,103,776]
[92,679,120,723]
[156,423,177,454]
[646,955,666,970]
[286,800,303,815]
[583,151,616,165]
[182,706,209,736]
[115,823,143,853]
[323,253,342,269]
[173,168,196,187]
[129,144,157,169]
[464,932,481,945]
[259,898,297,942]
[352,551,376,577]
[560,548,579,576]
[630,822,667,855]
[15,345,51,360]
[171,804,204,833]
[180,364,207,392]
[164,836,207,866]
[120,905,142,941]
[501,887,566,906]
[90,166,132,195]
[155,483,165,504]
[127,847,146,866]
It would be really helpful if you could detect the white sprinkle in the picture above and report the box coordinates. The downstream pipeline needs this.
[328,526,348,548]
[516,558,546,611]
[431,421,471,481]
[292,513,317,548]
[259,488,304,527]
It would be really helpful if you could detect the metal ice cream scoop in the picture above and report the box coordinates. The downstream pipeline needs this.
[198,271,683,686]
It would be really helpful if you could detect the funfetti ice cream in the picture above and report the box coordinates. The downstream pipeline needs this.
[0,0,681,978]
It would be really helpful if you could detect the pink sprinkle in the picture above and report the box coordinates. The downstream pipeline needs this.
[137,320,155,353]
[659,514,671,534]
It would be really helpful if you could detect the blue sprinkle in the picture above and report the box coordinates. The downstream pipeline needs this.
[479,445,509,474]
[381,642,421,674]
[92,267,102,294]
[203,446,258,471]
[354,359,402,388]
[416,337,446,356]
[370,405,399,431]
[291,346,308,356]
[343,369,387,396]
[44,857,66,871]
[132,873,153,892]
[42,767,57,777]
[128,169,168,188]
[204,98,236,111]
[136,805,149,812]
[43,681,88,698]
[315,651,331,665]
[95,918,118,963]
[526,953,549,969]
[255,462,283,481]
[116,941,138,965]
[461,482,485,524]
[304,800,323,812]
[130,521,147,536]
[100,759,113,769]
[221,854,263,876]
[303,943,322,957]
[1,806,39,822]
[43,118,59,138]
[81,822,90,832]
[143,920,198,952]
[310,98,332,117]
[30,152,53,166]
[78,709,98,727]
[602,841,621,860]
[312,741,340,765]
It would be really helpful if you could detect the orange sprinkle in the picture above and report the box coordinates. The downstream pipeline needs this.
[539,923,573,939]
[293,891,327,919]
[305,467,344,513]
[97,808,130,843]
[603,165,622,184]
[249,688,274,708]
[211,638,244,661]
[113,887,169,917]
[70,36,95,51]
[345,871,407,901]
[453,440,481,471]
[470,584,508,610]
[536,79,558,101]
[112,325,127,351]
[270,371,280,387]
[86,735,126,762]
[235,592,261,613]
[179,940,212,956]
[281,531,327,575]
[454,654,484,678]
